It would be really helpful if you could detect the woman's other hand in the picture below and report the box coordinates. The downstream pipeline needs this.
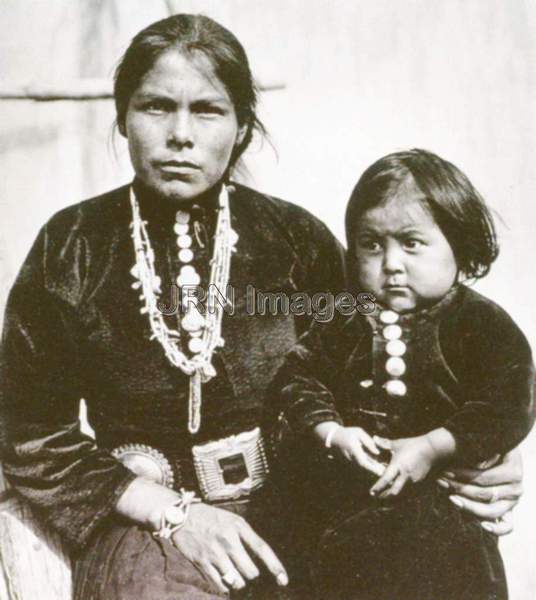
[437,448,523,536]
[172,502,288,594]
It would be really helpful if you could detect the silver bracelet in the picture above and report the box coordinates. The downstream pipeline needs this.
[153,489,200,540]
[324,423,342,449]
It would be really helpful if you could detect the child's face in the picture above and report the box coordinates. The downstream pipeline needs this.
[353,190,458,313]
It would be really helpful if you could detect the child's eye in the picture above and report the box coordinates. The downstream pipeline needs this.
[358,239,382,253]
[403,238,424,250]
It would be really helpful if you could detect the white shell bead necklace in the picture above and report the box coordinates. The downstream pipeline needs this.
[129,184,238,434]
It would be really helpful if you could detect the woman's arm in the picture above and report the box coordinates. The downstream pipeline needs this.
[1,221,136,550]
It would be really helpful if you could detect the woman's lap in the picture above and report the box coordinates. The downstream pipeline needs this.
[312,486,507,600]
[73,521,224,600]
[73,482,505,600]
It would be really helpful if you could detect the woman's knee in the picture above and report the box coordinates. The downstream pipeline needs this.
[73,523,225,600]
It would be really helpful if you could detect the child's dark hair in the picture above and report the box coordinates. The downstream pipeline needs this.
[345,148,499,280]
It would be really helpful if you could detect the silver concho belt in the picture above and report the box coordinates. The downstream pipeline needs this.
[111,427,269,502]
[192,427,269,502]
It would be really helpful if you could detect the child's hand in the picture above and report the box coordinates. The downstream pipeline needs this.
[369,434,437,498]
[330,426,386,477]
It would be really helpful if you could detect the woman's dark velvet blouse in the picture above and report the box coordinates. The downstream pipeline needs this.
[277,284,534,463]
[0,182,345,550]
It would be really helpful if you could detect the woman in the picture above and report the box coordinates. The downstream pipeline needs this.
[0,14,524,600]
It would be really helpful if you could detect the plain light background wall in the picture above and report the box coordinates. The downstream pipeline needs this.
[1,1,535,597]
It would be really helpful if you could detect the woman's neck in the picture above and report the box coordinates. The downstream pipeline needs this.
[132,177,222,210]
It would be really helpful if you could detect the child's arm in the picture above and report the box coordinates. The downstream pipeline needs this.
[440,296,535,464]
[314,421,385,476]
[272,310,387,475]
[370,295,534,499]
[272,310,363,435]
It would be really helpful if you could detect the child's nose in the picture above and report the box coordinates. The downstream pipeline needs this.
[383,246,405,273]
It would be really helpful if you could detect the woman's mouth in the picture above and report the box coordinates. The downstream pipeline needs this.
[157,160,201,174]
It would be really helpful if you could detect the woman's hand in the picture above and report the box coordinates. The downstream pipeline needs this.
[369,434,437,498]
[437,448,523,535]
[115,476,288,593]
[172,502,288,594]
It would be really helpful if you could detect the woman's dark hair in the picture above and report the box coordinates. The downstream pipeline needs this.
[345,148,499,280]
[114,14,265,167]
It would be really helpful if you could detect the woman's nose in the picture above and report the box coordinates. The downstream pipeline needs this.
[167,111,194,147]
[382,246,405,273]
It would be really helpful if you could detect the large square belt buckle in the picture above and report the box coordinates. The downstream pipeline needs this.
[192,427,269,502]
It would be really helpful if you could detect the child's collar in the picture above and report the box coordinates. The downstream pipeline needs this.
[371,285,462,326]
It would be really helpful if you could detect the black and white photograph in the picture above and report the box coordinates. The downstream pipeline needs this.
[0,2,535,599]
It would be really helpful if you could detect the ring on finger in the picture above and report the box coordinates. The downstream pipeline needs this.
[489,487,499,503]
[222,571,238,587]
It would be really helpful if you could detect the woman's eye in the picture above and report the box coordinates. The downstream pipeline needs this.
[192,102,224,116]
[143,100,170,113]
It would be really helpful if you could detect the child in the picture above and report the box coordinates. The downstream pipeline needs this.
[275,149,534,600]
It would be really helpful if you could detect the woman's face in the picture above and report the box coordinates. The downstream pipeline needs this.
[124,50,245,201]
[353,190,458,313]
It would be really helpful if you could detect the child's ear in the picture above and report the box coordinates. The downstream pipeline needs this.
[117,120,127,137]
